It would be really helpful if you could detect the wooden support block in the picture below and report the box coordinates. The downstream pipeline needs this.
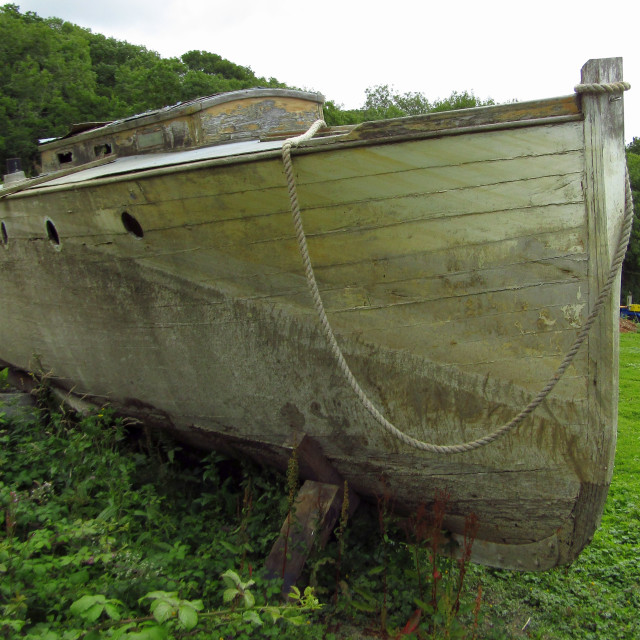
[265,479,342,595]
[283,434,360,516]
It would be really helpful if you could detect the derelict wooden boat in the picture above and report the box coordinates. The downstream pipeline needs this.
[0,58,631,570]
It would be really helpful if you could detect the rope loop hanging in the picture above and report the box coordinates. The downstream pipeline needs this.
[282,108,634,455]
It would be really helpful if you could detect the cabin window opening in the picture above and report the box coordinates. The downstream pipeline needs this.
[121,211,144,239]
[94,143,112,158]
[57,151,73,165]
[45,218,61,248]
[1,221,7,247]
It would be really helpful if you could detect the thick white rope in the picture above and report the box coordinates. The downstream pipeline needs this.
[282,82,633,454]
[574,81,631,94]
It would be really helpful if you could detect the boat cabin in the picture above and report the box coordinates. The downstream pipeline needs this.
[38,88,325,173]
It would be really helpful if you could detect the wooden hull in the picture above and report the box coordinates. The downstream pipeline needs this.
[0,59,627,569]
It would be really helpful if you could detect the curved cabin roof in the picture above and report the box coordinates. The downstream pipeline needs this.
[38,88,325,174]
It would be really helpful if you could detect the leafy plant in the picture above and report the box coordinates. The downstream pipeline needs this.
[0,396,322,638]
[622,144,640,302]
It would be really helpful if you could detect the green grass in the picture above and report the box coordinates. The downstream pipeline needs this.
[0,331,638,638]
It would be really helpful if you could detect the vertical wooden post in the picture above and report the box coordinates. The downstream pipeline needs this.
[572,57,626,555]
[581,56,626,461]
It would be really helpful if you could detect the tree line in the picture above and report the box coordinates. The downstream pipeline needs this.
[0,4,637,298]
[0,4,287,174]
[0,4,496,174]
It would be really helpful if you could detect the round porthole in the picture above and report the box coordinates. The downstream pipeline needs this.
[1,221,7,248]
[121,211,144,239]
[45,218,61,249]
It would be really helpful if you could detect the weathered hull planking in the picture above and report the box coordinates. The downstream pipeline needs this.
[0,60,628,570]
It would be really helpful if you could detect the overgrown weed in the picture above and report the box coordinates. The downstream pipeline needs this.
[0,387,483,639]
[321,486,482,639]
[0,397,324,638]
[0,368,10,391]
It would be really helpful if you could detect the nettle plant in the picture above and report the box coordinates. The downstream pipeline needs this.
[0,393,324,639]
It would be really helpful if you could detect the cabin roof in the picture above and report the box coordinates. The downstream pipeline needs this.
[37,138,288,186]
[39,88,325,150]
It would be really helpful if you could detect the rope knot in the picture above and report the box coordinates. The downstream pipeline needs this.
[285,120,327,148]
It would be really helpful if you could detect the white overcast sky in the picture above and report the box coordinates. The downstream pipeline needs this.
[13,0,640,142]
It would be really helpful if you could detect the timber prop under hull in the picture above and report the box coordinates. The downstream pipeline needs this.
[0,59,629,570]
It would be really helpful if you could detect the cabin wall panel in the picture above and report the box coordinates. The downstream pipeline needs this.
[200,96,324,145]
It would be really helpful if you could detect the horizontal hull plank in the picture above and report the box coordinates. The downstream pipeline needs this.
[296,122,585,185]
[105,154,586,232]
[340,96,581,142]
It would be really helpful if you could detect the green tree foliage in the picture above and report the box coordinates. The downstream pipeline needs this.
[113,56,186,114]
[622,139,640,302]
[1,4,500,175]
[0,5,285,174]
[429,89,495,112]
[181,50,254,82]
[323,84,494,125]
[627,136,640,155]
[0,4,107,172]
[321,101,367,126]
[179,50,286,102]
[86,32,162,115]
